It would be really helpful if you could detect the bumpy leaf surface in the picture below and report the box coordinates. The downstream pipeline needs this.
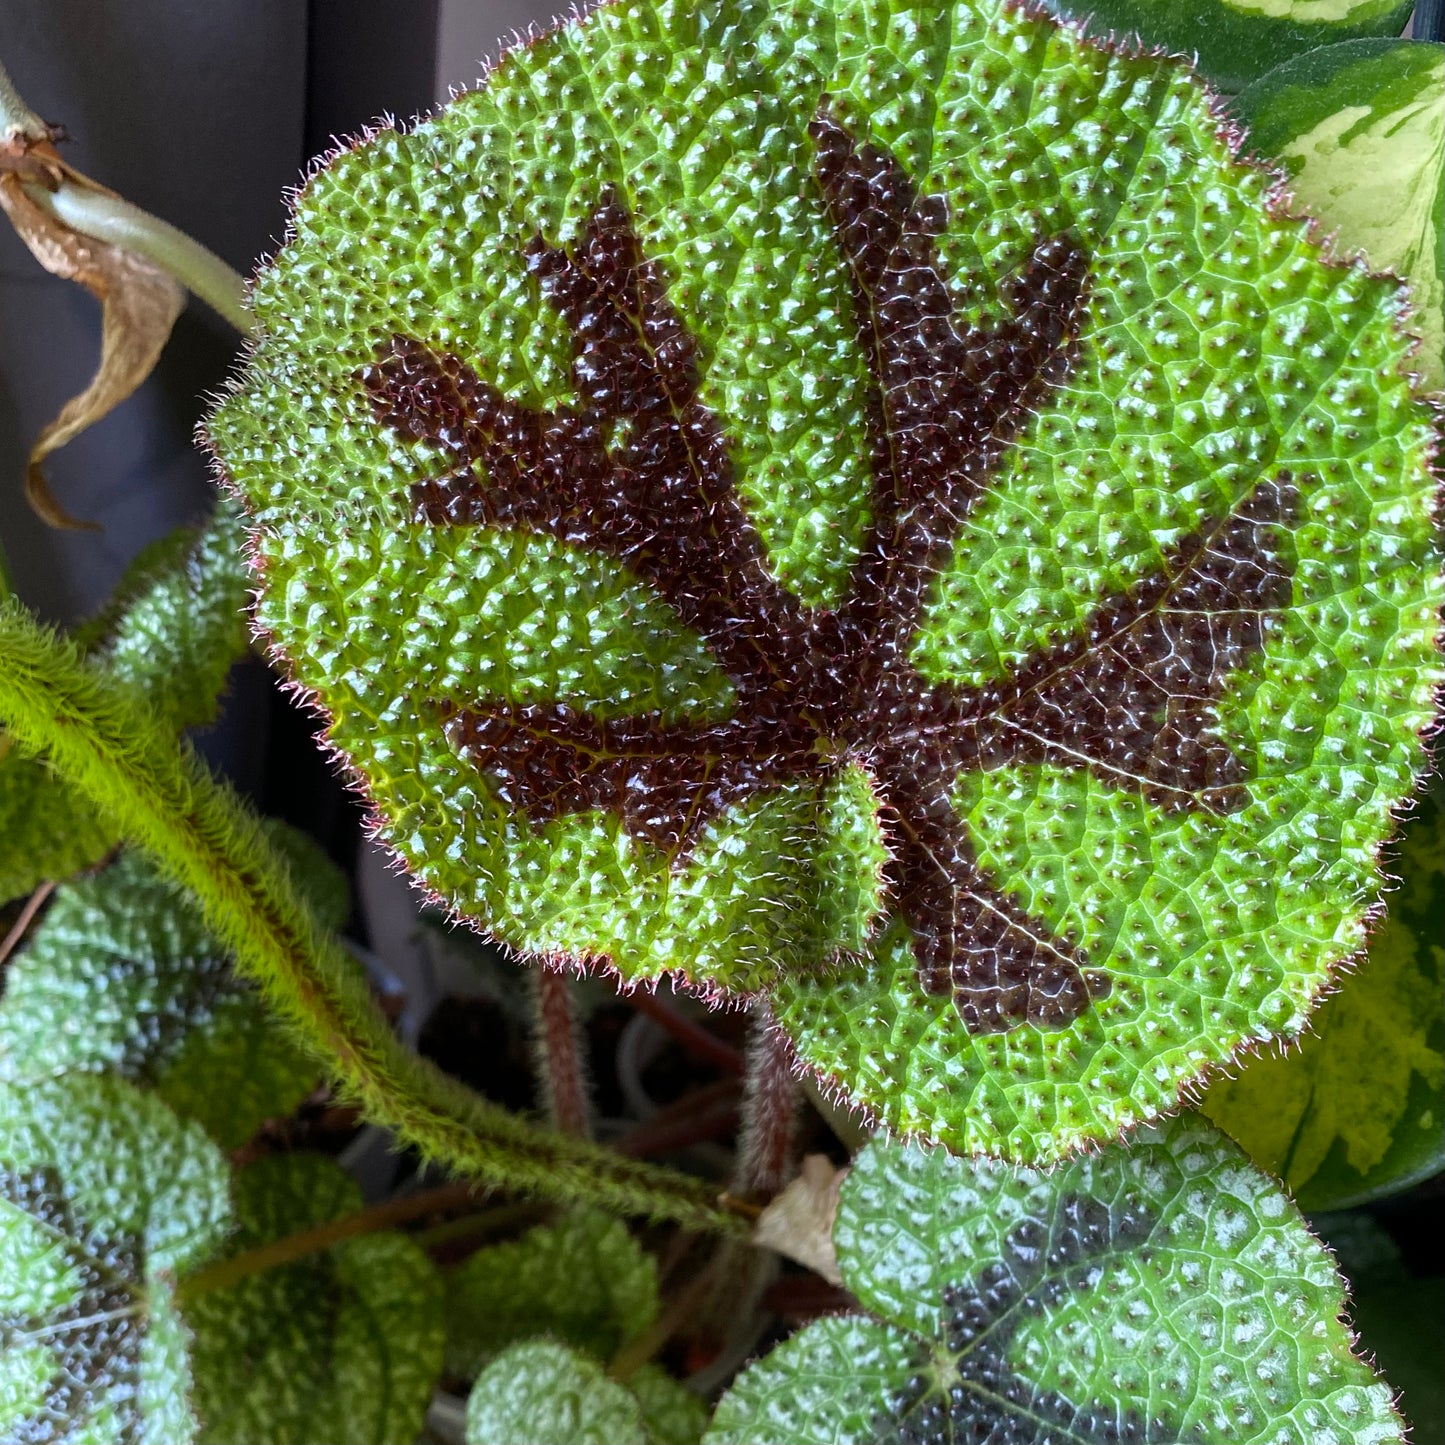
[0,1073,230,1445]
[210,0,1442,1160]
[185,1152,442,1445]
[1037,0,1412,93]
[0,827,341,1149]
[0,503,250,904]
[706,1118,1401,1445]
[465,1340,650,1445]
[1235,38,1445,392]
[1205,786,1444,1208]
[444,1207,658,1380]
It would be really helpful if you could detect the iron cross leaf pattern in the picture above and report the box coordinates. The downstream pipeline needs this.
[209,0,1443,1161]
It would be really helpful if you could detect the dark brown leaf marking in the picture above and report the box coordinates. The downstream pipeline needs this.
[879,1193,1188,1445]
[0,1165,144,1445]
[360,104,1294,1035]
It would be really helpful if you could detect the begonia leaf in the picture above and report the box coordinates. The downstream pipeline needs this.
[705,1119,1402,1444]
[1204,786,1444,1208]
[185,1152,444,1445]
[444,1207,658,1380]
[0,1073,230,1445]
[0,826,342,1149]
[1036,0,1413,94]
[464,1340,650,1445]
[208,0,1443,1162]
[1234,38,1445,391]
[0,502,250,904]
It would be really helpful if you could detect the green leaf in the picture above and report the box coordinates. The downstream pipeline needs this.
[1235,39,1445,392]
[0,1073,230,1445]
[707,1117,1402,1444]
[208,0,1443,1162]
[0,827,342,1149]
[1312,1214,1445,1445]
[0,502,251,903]
[1036,0,1412,93]
[444,1207,659,1380]
[186,1152,445,1445]
[1203,786,1445,1208]
[465,1340,651,1445]
[631,1366,710,1445]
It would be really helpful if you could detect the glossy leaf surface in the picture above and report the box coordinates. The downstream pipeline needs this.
[1235,38,1445,392]
[706,1119,1402,1444]
[186,1153,444,1445]
[1205,787,1445,1208]
[1037,0,1413,93]
[210,0,1442,1160]
[0,1073,230,1445]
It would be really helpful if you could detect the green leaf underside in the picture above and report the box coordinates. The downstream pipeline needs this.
[0,1074,230,1445]
[0,504,250,904]
[210,0,1442,1160]
[1235,39,1445,393]
[186,1152,443,1445]
[444,1207,658,1380]
[0,828,340,1150]
[706,1118,1401,1445]
[1204,786,1445,1208]
[465,1340,649,1445]
[1037,0,1412,93]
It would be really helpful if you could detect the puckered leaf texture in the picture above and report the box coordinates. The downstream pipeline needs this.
[706,1118,1402,1445]
[0,502,250,904]
[1037,0,1413,93]
[444,1207,658,1380]
[208,0,1442,1161]
[0,1073,230,1445]
[1205,786,1444,1208]
[465,1340,650,1445]
[1235,38,1445,393]
[185,1152,443,1445]
[0,824,342,1149]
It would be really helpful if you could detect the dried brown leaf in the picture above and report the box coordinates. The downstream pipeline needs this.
[753,1154,846,1285]
[0,160,182,529]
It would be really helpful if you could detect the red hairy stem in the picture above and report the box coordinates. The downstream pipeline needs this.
[624,988,745,1075]
[616,1076,743,1159]
[732,1004,800,1198]
[530,965,593,1138]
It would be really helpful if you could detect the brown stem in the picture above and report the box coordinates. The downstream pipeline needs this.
[615,1077,742,1159]
[531,964,592,1137]
[732,1004,800,1198]
[624,988,745,1075]
[609,1259,718,1382]
[0,879,54,970]
[178,1180,483,1300]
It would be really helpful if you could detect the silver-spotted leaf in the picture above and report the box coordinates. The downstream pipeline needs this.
[1204,786,1444,1208]
[1235,38,1445,392]
[444,1207,658,1380]
[0,502,251,904]
[465,1340,650,1445]
[1037,0,1413,93]
[0,1073,231,1445]
[208,0,1443,1162]
[706,1117,1402,1445]
[185,1152,444,1445]
[0,828,340,1149]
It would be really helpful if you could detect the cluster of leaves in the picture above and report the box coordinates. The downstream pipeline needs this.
[0,0,1442,1440]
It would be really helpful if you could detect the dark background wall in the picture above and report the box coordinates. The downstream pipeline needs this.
[0,1,439,844]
